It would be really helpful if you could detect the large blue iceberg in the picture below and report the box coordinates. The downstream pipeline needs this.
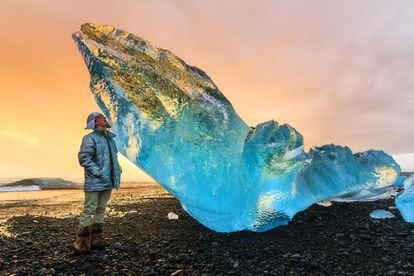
[73,23,407,232]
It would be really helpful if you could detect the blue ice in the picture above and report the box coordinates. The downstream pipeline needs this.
[72,23,407,232]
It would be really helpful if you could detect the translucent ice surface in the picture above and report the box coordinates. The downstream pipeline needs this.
[73,23,403,232]
[395,175,414,223]
[369,209,395,219]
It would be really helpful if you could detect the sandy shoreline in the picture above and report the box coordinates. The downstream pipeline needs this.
[0,184,163,203]
[0,184,170,222]
[0,189,84,203]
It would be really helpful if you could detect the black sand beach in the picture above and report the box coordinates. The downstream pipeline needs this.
[0,184,413,275]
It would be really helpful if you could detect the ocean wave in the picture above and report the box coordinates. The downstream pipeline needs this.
[0,185,41,192]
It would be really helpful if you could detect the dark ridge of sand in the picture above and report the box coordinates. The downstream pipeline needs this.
[0,186,413,275]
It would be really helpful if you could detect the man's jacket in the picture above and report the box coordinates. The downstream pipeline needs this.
[78,130,122,192]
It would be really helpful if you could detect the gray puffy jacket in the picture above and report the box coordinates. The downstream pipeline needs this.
[78,130,122,192]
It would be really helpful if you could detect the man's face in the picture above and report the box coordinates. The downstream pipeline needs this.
[95,114,110,129]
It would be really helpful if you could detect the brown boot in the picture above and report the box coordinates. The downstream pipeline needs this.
[91,223,110,250]
[73,225,91,254]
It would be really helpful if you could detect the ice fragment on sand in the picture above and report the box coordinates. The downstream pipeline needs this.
[370,209,395,219]
[167,212,179,220]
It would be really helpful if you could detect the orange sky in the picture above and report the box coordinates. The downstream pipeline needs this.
[1,0,413,180]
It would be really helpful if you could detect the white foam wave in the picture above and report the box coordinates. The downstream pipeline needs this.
[0,185,41,192]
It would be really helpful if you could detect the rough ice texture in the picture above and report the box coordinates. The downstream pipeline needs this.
[395,176,414,222]
[73,23,403,232]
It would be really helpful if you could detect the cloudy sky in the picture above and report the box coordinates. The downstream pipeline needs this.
[0,0,413,181]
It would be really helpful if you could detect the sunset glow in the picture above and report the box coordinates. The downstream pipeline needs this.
[1,0,413,181]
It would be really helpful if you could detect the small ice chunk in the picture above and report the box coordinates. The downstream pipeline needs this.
[369,209,395,219]
[317,200,332,207]
[388,187,401,197]
[167,212,179,220]
[61,214,76,219]
[128,210,138,214]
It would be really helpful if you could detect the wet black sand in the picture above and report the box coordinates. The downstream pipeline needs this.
[0,186,413,275]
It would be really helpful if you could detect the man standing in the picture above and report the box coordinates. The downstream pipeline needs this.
[74,112,122,254]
